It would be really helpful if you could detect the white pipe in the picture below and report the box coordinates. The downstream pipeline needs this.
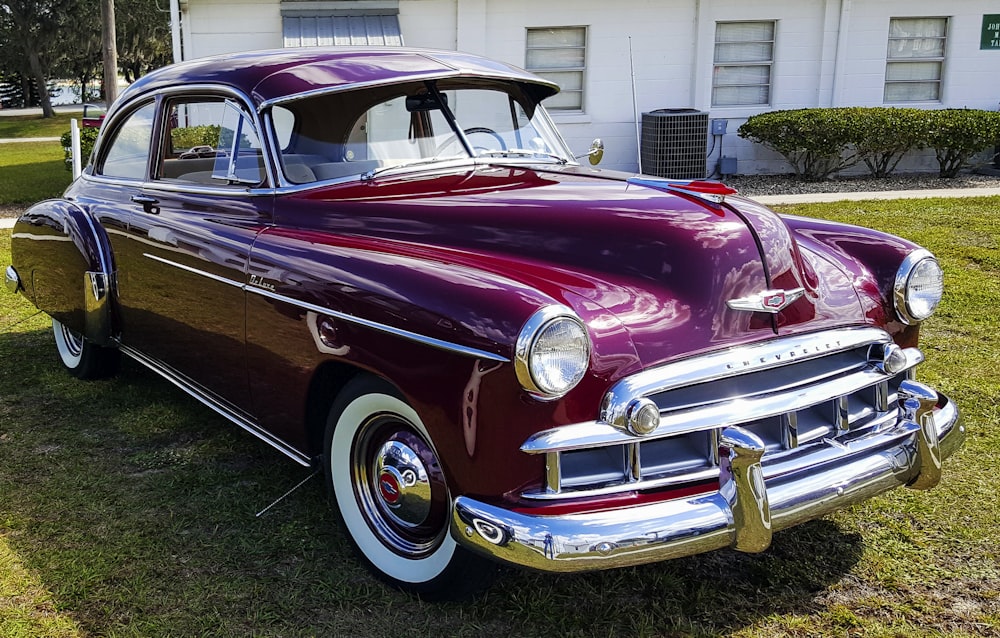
[71,119,81,179]
[170,0,182,63]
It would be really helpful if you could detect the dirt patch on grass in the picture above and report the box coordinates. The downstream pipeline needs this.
[0,205,25,219]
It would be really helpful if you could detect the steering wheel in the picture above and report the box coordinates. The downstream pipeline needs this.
[434,127,507,156]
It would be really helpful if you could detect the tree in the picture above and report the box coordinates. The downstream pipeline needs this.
[116,0,172,83]
[0,1,61,116]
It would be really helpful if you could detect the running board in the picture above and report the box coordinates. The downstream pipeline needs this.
[119,344,312,467]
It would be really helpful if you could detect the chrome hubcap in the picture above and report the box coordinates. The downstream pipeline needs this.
[352,415,448,558]
[374,440,432,527]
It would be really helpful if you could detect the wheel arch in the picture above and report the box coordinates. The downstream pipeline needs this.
[11,199,118,345]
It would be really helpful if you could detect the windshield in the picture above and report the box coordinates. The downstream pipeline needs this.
[271,80,574,184]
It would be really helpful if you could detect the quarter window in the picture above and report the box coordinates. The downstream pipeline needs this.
[712,21,775,107]
[885,17,947,103]
[99,102,156,180]
[525,26,586,111]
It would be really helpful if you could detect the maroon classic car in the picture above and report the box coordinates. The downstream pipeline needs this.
[5,47,963,599]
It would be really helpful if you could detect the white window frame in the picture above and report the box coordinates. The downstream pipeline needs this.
[884,17,947,103]
[525,26,587,113]
[712,21,775,108]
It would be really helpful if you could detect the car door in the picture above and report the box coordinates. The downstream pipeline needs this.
[112,93,274,416]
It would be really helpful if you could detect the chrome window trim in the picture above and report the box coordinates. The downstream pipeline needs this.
[93,84,278,189]
[140,253,509,363]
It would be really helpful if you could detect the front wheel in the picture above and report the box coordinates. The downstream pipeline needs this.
[324,376,496,600]
[52,318,119,379]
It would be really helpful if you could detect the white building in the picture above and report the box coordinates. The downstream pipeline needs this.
[167,0,1000,175]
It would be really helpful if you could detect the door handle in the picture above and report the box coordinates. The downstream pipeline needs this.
[130,194,160,213]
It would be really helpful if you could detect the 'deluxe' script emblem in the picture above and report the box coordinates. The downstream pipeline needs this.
[727,287,805,314]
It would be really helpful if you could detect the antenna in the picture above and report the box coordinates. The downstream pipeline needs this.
[629,36,642,175]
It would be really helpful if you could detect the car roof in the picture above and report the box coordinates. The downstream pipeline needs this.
[119,47,560,110]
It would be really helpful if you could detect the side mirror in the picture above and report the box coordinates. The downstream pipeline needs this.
[576,138,604,165]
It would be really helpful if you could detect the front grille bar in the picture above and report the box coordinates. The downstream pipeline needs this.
[521,328,923,501]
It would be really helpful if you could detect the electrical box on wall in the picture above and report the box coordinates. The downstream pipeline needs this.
[720,156,737,176]
[711,119,728,136]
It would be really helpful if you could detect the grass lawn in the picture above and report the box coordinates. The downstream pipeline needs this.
[1,197,998,637]
[0,141,72,206]
[0,112,84,140]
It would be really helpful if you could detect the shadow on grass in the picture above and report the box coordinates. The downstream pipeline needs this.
[0,327,863,637]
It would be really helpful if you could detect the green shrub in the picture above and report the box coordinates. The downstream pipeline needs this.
[924,109,1000,178]
[738,109,859,180]
[852,107,930,178]
[171,124,222,150]
[60,126,99,171]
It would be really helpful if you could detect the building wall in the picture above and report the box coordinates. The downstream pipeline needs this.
[179,0,1000,175]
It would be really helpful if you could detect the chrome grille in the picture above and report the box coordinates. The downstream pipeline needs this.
[521,327,920,500]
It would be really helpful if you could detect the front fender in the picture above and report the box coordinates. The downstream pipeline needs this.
[10,199,117,344]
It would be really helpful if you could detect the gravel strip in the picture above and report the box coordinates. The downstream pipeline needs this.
[725,171,1000,197]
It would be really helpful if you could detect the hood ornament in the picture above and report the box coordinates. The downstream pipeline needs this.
[727,287,805,314]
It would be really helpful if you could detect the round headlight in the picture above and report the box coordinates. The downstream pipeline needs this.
[515,307,590,399]
[893,250,943,324]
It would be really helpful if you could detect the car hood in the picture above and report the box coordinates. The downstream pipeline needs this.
[281,164,867,371]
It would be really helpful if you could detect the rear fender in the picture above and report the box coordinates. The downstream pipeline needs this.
[10,200,116,344]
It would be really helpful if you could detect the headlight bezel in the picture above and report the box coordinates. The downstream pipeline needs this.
[514,306,591,400]
[893,249,944,325]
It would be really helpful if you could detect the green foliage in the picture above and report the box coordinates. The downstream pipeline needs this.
[924,109,1000,178]
[171,125,222,150]
[738,108,858,180]
[59,127,100,171]
[852,107,931,178]
[739,107,1000,180]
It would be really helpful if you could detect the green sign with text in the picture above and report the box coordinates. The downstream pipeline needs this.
[983,14,1000,50]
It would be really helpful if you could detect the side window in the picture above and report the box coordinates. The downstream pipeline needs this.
[158,98,266,187]
[99,101,156,180]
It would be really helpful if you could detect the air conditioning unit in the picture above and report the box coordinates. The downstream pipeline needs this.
[640,109,709,179]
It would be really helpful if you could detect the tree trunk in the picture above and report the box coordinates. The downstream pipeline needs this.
[25,47,54,118]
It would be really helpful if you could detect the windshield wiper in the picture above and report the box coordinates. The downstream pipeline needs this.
[360,156,467,182]
[478,149,568,164]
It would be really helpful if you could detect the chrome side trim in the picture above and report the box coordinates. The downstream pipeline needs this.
[142,253,243,288]
[4,265,20,294]
[452,398,962,572]
[601,326,891,431]
[142,253,509,363]
[247,286,509,363]
[119,344,311,467]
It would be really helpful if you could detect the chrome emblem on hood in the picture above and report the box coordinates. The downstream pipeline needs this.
[727,287,806,314]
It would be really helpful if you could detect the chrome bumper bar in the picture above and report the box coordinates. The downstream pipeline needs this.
[451,382,963,572]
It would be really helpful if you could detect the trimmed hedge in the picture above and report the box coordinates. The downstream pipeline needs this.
[738,107,1000,179]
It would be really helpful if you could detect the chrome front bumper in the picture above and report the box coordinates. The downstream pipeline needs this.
[451,382,963,572]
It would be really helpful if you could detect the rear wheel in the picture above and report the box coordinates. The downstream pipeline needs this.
[324,376,496,600]
[52,318,119,379]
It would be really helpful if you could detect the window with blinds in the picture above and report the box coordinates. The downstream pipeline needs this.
[884,17,947,103]
[712,21,774,107]
[525,27,586,111]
